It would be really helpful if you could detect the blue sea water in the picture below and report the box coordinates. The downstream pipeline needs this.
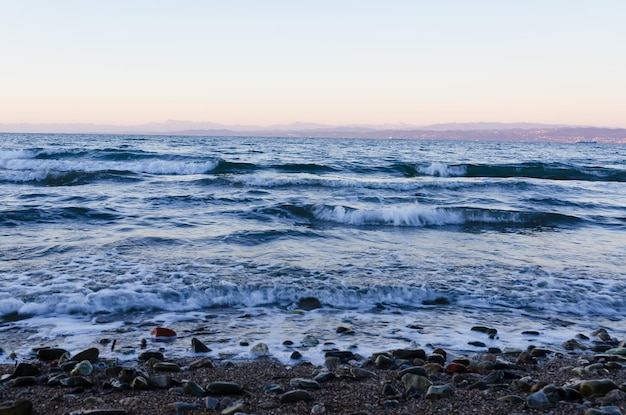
[1,133,625,362]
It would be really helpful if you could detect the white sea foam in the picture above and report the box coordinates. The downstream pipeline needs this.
[312,204,463,226]
[419,162,466,177]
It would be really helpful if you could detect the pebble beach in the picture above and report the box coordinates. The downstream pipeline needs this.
[1,326,626,415]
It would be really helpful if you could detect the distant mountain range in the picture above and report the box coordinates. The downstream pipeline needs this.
[1,120,625,143]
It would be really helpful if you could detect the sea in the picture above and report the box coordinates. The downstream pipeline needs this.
[1,133,625,364]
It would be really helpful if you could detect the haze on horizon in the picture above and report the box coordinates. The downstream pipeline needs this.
[2,1,625,129]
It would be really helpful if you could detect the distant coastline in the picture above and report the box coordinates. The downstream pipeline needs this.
[1,121,625,144]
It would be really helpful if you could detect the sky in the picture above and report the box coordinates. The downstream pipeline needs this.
[1,1,625,128]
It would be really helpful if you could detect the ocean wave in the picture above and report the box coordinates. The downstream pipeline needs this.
[0,206,121,225]
[307,204,581,228]
[4,278,626,321]
[464,162,626,182]
[0,150,220,184]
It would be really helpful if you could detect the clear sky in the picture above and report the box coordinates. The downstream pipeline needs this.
[1,1,625,127]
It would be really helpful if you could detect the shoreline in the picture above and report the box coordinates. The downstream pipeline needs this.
[1,328,625,415]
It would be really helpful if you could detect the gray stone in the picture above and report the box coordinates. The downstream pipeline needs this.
[350,367,377,379]
[579,379,619,397]
[563,338,587,350]
[279,389,313,403]
[189,356,214,370]
[289,378,321,390]
[264,384,285,394]
[204,397,219,410]
[251,342,270,357]
[585,407,624,415]
[527,390,552,410]
[166,402,201,415]
[425,384,453,399]
[130,376,149,390]
[605,347,626,356]
[480,370,504,385]
[401,373,432,392]
[597,389,626,406]
[149,375,171,389]
[183,381,206,397]
[302,335,320,347]
[220,400,245,415]
[60,376,93,387]
[498,395,525,404]
[381,399,399,407]
[70,360,93,376]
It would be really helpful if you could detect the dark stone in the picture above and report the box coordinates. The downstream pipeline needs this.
[0,400,33,415]
[530,348,551,357]
[383,382,399,396]
[9,363,40,379]
[427,353,445,365]
[35,347,68,361]
[60,376,93,387]
[205,381,243,395]
[324,350,354,362]
[289,378,321,390]
[391,349,426,360]
[71,347,100,363]
[471,326,498,337]
[381,399,399,407]
[336,326,355,335]
[191,337,211,353]
[138,351,163,361]
[279,389,313,403]
[189,356,214,370]
[290,351,302,360]
[397,366,427,378]
[375,354,395,368]
[296,297,322,311]
[313,372,335,383]
[11,377,37,387]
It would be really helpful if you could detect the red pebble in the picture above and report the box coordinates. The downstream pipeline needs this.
[151,327,177,337]
[444,362,467,373]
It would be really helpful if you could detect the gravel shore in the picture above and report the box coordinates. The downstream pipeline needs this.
[1,328,625,415]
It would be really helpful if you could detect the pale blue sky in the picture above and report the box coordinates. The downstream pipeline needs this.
[1,1,625,127]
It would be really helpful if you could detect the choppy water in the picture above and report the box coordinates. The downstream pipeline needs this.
[1,133,625,363]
